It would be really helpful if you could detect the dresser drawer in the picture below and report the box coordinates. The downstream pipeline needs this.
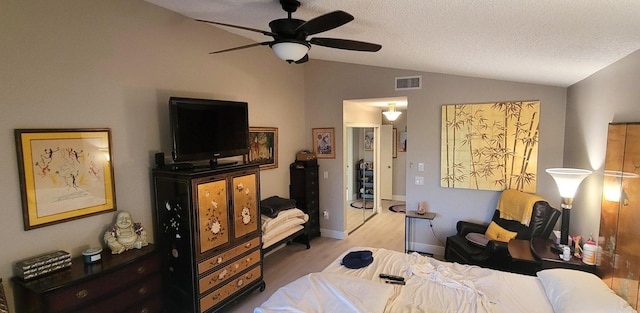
[197,237,260,275]
[199,265,261,313]
[45,255,161,312]
[198,249,260,294]
[73,274,162,313]
[123,293,164,313]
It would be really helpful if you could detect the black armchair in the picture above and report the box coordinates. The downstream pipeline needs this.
[444,193,560,272]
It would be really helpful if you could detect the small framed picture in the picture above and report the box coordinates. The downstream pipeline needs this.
[15,128,116,230]
[247,127,278,170]
[399,131,407,152]
[364,130,374,151]
[312,128,335,159]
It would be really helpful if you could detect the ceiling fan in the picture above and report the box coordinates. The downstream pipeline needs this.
[196,0,382,64]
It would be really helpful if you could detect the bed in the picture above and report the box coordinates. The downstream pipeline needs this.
[260,196,310,254]
[255,247,636,313]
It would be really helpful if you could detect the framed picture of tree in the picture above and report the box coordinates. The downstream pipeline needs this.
[247,127,278,170]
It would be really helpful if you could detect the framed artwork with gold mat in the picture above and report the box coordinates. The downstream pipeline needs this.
[15,128,116,230]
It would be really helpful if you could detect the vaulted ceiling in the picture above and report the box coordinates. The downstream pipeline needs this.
[146,0,640,87]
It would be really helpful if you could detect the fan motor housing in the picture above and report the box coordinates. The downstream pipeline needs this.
[269,19,307,39]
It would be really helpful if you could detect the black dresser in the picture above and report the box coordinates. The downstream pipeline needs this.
[289,160,320,238]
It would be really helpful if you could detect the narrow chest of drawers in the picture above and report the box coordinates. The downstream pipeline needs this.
[12,244,162,313]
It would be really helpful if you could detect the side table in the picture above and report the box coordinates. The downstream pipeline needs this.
[531,237,596,274]
[507,239,541,275]
[405,211,436,254]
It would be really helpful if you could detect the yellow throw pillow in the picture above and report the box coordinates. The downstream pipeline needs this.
[484,221,517,242]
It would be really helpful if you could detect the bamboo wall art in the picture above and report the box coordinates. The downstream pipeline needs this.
[440,101,540,192]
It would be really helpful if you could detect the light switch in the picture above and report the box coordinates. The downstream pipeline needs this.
[415,176,424,185]
[418,163,425,172]
[324,171,328,179]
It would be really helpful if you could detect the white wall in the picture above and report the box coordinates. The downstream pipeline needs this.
[305,60,567,254]
[566,50,640,240]
[0,1,305,309]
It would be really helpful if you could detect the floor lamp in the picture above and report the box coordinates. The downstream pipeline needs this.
[546,168,592,246]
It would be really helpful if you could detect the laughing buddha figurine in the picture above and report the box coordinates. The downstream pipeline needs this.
[104,211,148,254]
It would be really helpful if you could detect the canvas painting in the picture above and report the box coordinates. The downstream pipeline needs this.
[440,101,540,192]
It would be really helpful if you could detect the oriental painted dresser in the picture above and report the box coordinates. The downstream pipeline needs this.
[12,244,162,313]
[152,164,264,313]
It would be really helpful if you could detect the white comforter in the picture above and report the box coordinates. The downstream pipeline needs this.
[254,272,394,313]
[256,247,554,313]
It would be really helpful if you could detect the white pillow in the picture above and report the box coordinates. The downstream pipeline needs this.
[537,269,636,313]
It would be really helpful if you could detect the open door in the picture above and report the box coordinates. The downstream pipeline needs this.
[380,125,393,200]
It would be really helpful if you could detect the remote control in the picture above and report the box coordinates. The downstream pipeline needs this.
[384,279,406,285]
[379,273,404,281]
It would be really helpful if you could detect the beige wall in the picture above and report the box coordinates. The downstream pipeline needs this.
[5,0,636,309]
[0,0,305,308]
[566,50,640,241]
[304,60,568,253]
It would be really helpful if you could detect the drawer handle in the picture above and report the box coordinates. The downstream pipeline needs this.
[245,242,252,248]
[76,289,88,299]
[138,287,148,295]
[137,266,146,274]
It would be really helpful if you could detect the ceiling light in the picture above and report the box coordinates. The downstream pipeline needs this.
[383,103,402,121]
[270,41,310,63]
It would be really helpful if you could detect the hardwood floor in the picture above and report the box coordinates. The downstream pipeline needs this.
[226,200,407,312]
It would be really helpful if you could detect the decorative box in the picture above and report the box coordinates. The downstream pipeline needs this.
[15,250,72,280]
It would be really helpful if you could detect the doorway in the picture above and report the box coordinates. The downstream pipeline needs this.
[343,97,407,235]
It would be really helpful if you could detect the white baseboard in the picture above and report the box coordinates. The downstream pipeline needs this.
[407,242,445,256]
[320,228,346,240]
[392,195,406,201]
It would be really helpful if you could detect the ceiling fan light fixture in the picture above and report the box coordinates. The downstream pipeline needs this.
[271,41,309,63]
[383,103,402,121]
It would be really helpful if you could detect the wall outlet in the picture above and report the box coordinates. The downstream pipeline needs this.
[415,176,424,185]
[323,210,329,219]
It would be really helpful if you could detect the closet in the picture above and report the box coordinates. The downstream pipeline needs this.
[599,122,640,309]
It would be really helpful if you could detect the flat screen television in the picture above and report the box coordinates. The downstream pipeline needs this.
[169,97,249,164]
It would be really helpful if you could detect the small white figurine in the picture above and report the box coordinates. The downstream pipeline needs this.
[104,211,148,254]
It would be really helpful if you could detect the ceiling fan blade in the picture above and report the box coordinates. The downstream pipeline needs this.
[209,42,271,54]
[196,19,277,37]
[295,54,309,64]
[310,37,381,52]
[295,11,354,36]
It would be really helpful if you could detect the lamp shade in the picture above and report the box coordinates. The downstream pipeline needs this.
[546,168,592,198]
[383,103,402,121]
[383,111,401,121]
[271,41,309,63]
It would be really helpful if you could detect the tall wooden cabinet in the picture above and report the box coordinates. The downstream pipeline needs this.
[599,122,640,309]
[152,164,264,313]
[289,161,321,238]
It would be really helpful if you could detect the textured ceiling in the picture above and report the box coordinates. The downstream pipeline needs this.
[145,0,640,87]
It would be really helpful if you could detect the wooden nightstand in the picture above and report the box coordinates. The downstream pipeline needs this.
[507,239,541,275]
[530,237,596,274]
